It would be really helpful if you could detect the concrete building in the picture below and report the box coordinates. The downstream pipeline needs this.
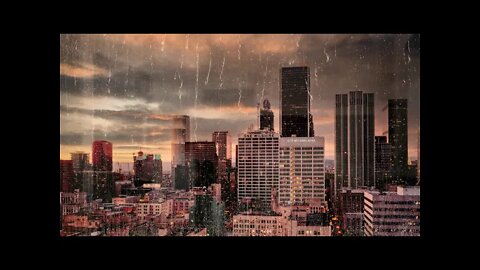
[60,190,87,216]
[60,160,74,192]
[279,136,326,207]
[112,196,140,205]
[364,186,420,236]
[233,214,284,236]
[336,188,367,236]
[237,129,279,211]
[135,199,174,219]
[212,131,232,160]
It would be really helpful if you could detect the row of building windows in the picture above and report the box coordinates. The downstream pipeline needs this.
[368,208,420,212]
[371,221,420,226]
[384,201,420,205]
[372,215,419,219]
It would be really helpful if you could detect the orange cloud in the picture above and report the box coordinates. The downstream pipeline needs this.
[60,63,108,78]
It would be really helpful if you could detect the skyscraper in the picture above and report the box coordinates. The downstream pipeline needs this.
[335,94,348,197]
[71,152,90,172]
[335,91,375,191]
[171,115,190,183]
[185,141,217,189]
[388,99,408,184]
[279,137,326,207]
[237,130,279,211]
[60,160,74,192]
[375,136,391,190]
[92,140,113,172]
[133,151,162,186]
[260,99,274,131]
[280,66,314,138]
[212,131,231,160]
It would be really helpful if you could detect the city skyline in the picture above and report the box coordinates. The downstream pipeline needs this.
[60,34,420,170]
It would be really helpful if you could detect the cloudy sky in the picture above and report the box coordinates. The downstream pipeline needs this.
[60,34,420,172]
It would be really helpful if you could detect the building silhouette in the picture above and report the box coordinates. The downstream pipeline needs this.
[260,99,274,131]
[280,67,314,138]
[185,141,217,189]
[388,99,408,184]
[335,91,375,193]
[92,140,112,172]
[375,136,391,190]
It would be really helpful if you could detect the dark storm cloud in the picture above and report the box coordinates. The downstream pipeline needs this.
[60,34,420,161]
[199,88,256,107]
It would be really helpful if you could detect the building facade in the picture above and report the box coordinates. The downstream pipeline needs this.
[237,130,279,211]
[92,140,113,172]
[375,136,391,190]
[335,91,375,194]
[185,141,217,189]
[364,186,420,236]
[278,137,326,206]
[133,151,162,184]
[212,131,232,160]
[388,99,408,184]
[171,115,190,183]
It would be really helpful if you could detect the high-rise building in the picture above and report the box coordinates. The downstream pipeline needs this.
[171,115,190,183]
[92,140,113,172]
[280,66,314,138]
[133,151,162,185]
[189,194,225,236]
[336,189,365,236]
[71,152,90,172]
[237,130,279,211]
[364,186,420,236]
[335,91,375,193]
[60,160,74,192]
[235,144,238,168]
[260,99,274,131]
[185,141,217,189]
[222,167,237,219]
[217,159,232,182]
[174,165,188,190]
[388,99,408,184]
[212,131,231,160]
[279,137,326,207]
[375,136,391,190]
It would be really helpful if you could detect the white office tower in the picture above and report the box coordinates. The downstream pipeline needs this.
[237,130,279,211]
[279,137,326,207]
[364,186,420,236]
